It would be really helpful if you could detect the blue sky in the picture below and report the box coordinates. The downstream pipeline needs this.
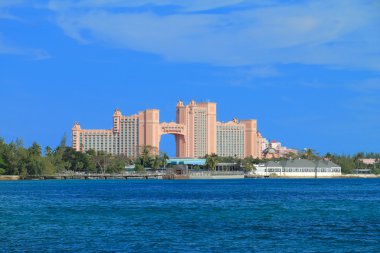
[0,0,379,156]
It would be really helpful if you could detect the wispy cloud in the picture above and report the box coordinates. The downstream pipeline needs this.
[0,0,27,8]
[350,78,380,92]
[0,3,52,60]
[242,66,281,78]
[213,65,281,88]
[344,95,380,115]
[0,12,23,21]
[47,0,250,12]
[0,36,51,60]
[47,0,380,70]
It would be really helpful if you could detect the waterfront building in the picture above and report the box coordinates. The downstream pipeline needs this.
[72,100,263,158]
[261,138,270,152]
[168,158,206,167]
[262,140,298,159]
[216,119,245,158]
[175,100,217,158]
[255,159,342,177]
[216,118,261,158]
[359,158,379,165]
[262,147,280,159]
[167,158,240,171]
[352,169,372,174]
[72,109,157,157]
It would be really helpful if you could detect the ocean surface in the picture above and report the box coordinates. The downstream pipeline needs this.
[1,179,379,252]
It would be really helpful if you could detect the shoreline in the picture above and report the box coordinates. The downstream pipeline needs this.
[246,174,380,179]
[1,174,380,181]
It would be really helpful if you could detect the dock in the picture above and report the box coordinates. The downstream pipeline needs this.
[24,173,164,180]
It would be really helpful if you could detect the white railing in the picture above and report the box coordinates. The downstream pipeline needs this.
[189,170,245,176]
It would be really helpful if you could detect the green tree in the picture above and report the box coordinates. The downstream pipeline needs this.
[107,157,125,173]
[45,146,53,156]
[331,155,355,174]
[41,158,55,175]
[134,163,145,173]
[353,152,365,169]
[51,145,66,173]
[193,165,201,170]
[4,141,27,175]
[0,138,8,173]
[28,142,42,156]
[62,148,92,173]
[284,152,299,160]
[302,148,318,160]
[60,133,67,149]
[372,164,380,175]
[139,145,155,168]
[84,149,97,173]
[160,152,169,169]
[91,151,111,174]
[242,156,255,172]
[152,156,161,170]
[74,161,84,172]
[324,152,333,160]
[205,153,218,171]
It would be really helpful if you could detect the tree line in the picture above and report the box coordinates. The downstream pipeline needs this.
[203,153,261,172]
[203,149,380,174]
[0,136,379,176]
[0,136,170,176]
[274,149,380,174]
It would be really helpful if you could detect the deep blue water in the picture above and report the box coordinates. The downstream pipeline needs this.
[1,179,380,252]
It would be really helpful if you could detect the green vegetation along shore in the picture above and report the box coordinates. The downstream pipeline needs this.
[0,135,379,177]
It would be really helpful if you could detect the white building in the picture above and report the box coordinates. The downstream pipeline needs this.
[255,159,341,177]
[261,138,270,152]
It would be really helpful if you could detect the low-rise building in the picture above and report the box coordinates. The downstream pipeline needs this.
[352,169,372,174]
[262,140,298,159]
[359,158,379,165]
[255,159,341,177]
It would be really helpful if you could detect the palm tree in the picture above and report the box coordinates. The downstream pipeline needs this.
[205,153,218,171]
[45,146,53,156]
[160,152,169,170]
[284,152,298,160]
[140,145,154,168]
[324,152,333,160]
[242,157,254,172]
[302,148,317,160]
[152,156,160,170]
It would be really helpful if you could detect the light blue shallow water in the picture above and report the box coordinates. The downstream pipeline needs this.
[1,179,379,252]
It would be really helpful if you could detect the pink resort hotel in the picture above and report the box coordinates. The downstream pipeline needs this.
[72,100,264,159]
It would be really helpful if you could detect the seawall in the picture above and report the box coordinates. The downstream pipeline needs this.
[0,175,21,181]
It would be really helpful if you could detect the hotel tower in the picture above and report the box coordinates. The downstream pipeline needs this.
[72,100,262,158]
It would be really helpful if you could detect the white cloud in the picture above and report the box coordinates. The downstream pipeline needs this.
[0,0,26,8]
[2,1,379,68]
[47,0,252,12]
[38,1,380,69]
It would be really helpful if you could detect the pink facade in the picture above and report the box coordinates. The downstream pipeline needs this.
[359,158,379,165]
[175,100,217,157]
[72,100,262,158]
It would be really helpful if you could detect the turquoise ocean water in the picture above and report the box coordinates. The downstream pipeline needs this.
[1,179,379,252]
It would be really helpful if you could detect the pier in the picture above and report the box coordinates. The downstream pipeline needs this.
[24,173,164,180]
